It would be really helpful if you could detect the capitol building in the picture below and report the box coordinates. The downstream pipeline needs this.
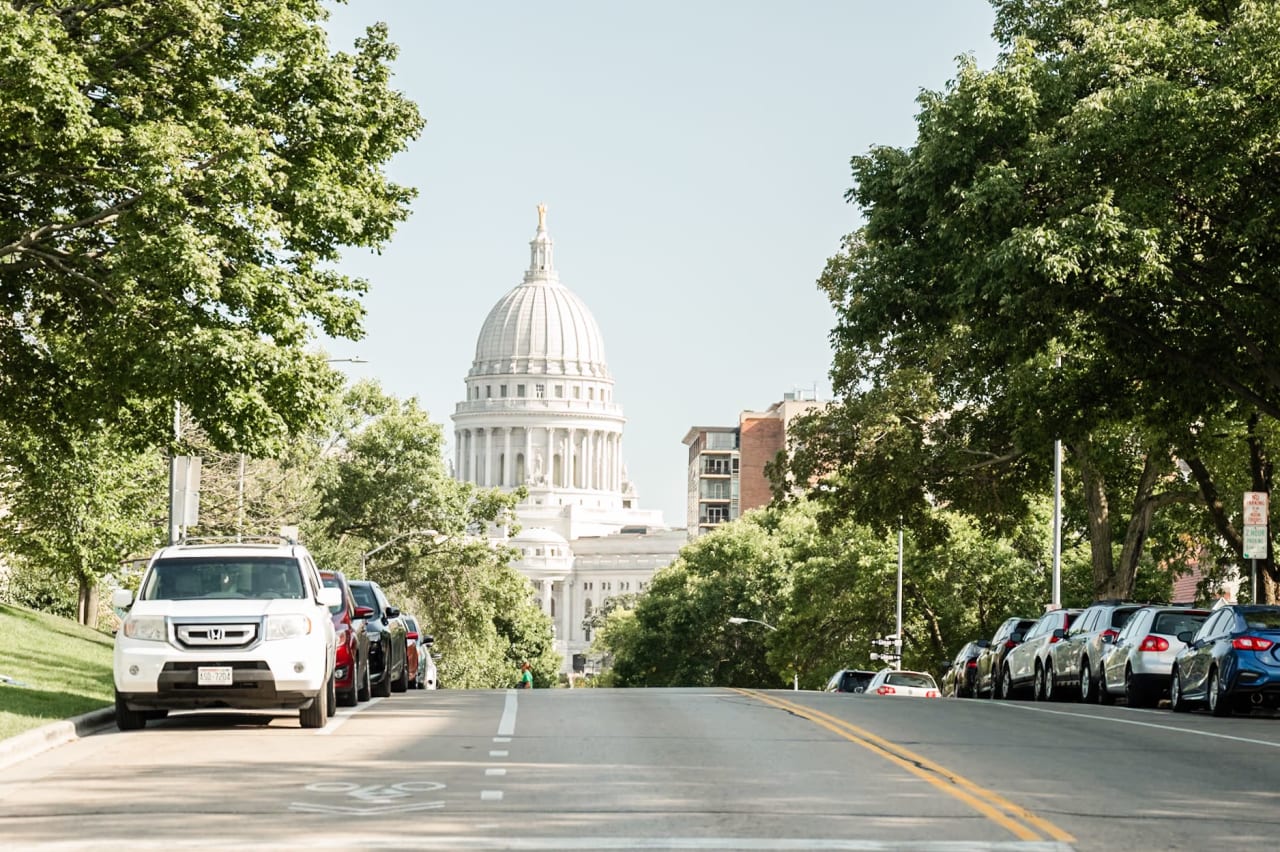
[451,206,683,670]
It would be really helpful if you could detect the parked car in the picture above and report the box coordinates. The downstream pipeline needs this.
[1046,601,1146,702]
[347,580,408,697]
[1170,604,1280,716]
[112,537,340,730]
[401,615,437,690]
[320,570,371,707]
[941,640,989,698]
[421,647,439,690]
[824,669,877,694]
[976,617,1037,699]
[1100,606,1208,707]
[1000,608,1083,700]
[866,669,941,699]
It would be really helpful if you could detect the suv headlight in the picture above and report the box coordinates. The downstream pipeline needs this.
[265,615,311,640]
[123,615,167,642]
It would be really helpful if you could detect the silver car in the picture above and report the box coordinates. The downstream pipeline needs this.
[1099,606,1209,707]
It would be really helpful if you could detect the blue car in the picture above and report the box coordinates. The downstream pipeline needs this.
[1169,604,1280,716]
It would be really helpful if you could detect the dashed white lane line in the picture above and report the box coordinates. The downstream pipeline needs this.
[480,790,504,801]
[489,750,509,757]
[493,736,511,743]
[498,689,517,736]
[486,768,507,776]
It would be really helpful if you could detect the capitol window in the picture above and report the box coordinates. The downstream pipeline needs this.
[588,387,595,400]
[535,384,545,398]
[555,385,563,397]
[486,385,492,398]
[517,384,526,397]
[500,385,508,397]
[573,386,581,399]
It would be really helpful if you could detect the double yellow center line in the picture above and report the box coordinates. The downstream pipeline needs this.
[734,689,1075,845]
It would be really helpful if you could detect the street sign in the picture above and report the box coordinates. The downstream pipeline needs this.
[871,639,898,647]
[1244,492,1269,527]
[1244,524,1269,560]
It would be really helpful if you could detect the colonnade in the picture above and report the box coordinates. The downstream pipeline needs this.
[455,426,623,491]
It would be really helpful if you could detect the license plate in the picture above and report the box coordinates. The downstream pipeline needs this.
[197,666,233,686]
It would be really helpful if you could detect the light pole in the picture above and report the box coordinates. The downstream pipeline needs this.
[727,616,798,691]
[360,529,449,578]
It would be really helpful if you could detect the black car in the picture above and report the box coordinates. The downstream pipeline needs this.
[941,639,989,698]
[976,616,1037,698]
[824,669,877,694]
[348,580,409,697]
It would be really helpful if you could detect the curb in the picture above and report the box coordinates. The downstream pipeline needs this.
[0,705,114,769]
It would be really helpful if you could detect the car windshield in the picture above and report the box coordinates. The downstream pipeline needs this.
[841,672,872,691]
[1241,609,1280,631]
[321,575,345,615]
[350,583,379,612]
[886,673,936,689]
[142,557,305,600]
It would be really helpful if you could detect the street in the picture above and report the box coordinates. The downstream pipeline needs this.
[3,687,1278,850]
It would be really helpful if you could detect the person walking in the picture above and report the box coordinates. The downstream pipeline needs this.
[518,661,533,689]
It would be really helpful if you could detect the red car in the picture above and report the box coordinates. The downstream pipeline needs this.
[320,570,371,706]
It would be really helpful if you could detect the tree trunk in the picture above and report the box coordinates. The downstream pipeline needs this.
[1115,454,1198,600]
[1071,442,1115,601]
[77,576,99,628]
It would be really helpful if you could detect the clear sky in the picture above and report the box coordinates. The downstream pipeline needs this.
[319,1,999,527]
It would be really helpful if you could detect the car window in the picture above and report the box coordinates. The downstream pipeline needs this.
[886,673,936,689]
[143,557,305,601]
[1072,610,1096,635]
[1242,610,1280,631]
[1153,612,1207,637]
[320,574,346,614]
[842,672,872,691]
[350,583,379,611]
[1196,611,1226,640]
[1111,607,1140,628]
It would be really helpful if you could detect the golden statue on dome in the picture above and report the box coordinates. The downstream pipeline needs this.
[537,202,547,230]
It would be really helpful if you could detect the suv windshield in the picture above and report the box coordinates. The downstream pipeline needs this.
[350,583,379,612]
[142,557,305,601]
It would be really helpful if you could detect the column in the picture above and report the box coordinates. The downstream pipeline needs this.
[524,427,533,484]
[503,427,513,487]
[469,429,479,486]
[541,577,553,614]
[454,430,461,481]
[568,428,577,489]
[546,426,556,486]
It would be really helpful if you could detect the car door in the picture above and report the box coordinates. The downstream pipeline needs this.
[1009,616,1047,685]
[1182,609,1228,697]
[1055,609,1096,682]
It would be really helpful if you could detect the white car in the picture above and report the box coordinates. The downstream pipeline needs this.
[112,537,340,730]
[1099,605,1210,707]
[866,669,941,698]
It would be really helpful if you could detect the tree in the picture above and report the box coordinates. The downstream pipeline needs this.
[309,380,556,688]
[0,1,422,455]
[0,426,166,624]
[801,0,1280,597]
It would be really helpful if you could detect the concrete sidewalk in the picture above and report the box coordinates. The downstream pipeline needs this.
[0,705,114,770]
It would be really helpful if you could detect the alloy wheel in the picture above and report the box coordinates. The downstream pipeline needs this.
[1080,661,1091,703]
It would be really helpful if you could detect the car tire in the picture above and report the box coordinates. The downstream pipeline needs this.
[114,690,147,732]
[1045,664,1058,701]
[1079,660,1096,704]
[1208,667,1231,717]
[1033,664,1046,701]
[996,666,1009,700]
[300,681,329,729]
[373,645,393,698]
[392,654,409,693]
[1169,667,1190,713]
[357,657,372,702]
[326,672,337,717]
[1097,665,1116,705]
[1123,667,1149,708]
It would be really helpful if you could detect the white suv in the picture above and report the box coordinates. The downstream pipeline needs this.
[112,537,341,730]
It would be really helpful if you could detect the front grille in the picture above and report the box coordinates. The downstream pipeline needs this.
[174,620,260,649]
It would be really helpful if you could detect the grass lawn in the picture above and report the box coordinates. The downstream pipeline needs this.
[0,604,114,741]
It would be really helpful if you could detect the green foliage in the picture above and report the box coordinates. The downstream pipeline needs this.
[0,427,167,624]
[0,1,422,455]
[309,380,556,688]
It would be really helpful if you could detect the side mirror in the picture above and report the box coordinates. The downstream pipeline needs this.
[1177,630,1194,645]
[385,606,401,620]
[423,635,434,646]
[111,588,134,608]
[318,587,342,608]
[354,605,375,620]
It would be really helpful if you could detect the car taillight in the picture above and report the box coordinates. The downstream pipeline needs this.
[1049,634,1061,644]
[1138,636,1169,653]
[1232,636,1276,651]
[876,685,896,695]
[1004,640,1018,649]
[966,660,978,669]
[925,690,940,698]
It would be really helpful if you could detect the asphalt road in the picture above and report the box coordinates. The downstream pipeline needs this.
[2,687,1278,850]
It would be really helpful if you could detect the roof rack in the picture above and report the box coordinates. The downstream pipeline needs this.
[176,535,299,547]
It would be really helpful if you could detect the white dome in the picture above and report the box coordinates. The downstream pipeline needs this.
[511,527,570,547]
[468,209,610,379]
[471,278,608,378]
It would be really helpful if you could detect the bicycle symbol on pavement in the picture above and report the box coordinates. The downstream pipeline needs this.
[290,780,447,815]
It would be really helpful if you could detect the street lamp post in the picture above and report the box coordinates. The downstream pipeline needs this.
[727,616,798,691]
[360,529,448,578]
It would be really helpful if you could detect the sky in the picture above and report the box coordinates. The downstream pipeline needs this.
[319,1,1000,527]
